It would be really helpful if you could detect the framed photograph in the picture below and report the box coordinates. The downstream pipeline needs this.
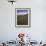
[15,8,31,28]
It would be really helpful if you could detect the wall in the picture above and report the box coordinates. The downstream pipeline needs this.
[0,0,46,42]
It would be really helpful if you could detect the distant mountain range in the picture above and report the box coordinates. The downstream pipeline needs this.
[17,12,28,15]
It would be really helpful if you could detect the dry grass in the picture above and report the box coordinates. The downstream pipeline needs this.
[17,14,28,25]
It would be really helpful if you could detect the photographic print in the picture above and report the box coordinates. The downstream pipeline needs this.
[15,8,31,28]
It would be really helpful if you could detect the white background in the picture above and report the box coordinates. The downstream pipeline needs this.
[0,0,46,42]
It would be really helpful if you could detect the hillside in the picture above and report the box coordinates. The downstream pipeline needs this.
[17,14,28,25]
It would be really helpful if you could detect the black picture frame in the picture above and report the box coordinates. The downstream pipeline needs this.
[15,8,31,28]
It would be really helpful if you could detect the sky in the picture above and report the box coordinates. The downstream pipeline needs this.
[17,10,28,15]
